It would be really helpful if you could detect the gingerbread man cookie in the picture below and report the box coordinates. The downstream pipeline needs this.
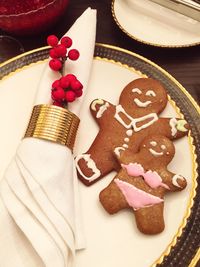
[75,78,189,185]
[99,135,187,235]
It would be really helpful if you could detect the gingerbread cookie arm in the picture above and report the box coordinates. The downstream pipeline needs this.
[75,133,119,186]
[159,169,187,191]
[90,99,114,125]
[158,118,189,140]
[134,202,165,234]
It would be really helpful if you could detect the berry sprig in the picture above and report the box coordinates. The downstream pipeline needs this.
[51,74,83,107]
[47,34,82,107]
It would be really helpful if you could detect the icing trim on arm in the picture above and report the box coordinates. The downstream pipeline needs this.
[75,154,101,182]
[91,99,105,111]
[170,118,188,137]
[169,118,178,136]
[96,102,110,118]
[176,120,188,132]
[172,174,186,188]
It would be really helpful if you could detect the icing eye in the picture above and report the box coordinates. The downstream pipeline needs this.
[161,145,166,150]
[132,88,142,94]
[146,90,156,97]
[150,141,157,146]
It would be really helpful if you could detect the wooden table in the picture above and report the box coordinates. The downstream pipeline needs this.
[1,0,199,104]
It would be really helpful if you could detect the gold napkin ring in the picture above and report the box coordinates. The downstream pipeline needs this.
[24,104,80,150]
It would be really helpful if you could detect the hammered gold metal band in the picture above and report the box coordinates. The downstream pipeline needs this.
[24,104,80,150]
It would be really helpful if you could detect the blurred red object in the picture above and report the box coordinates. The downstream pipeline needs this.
[0,0,69,35]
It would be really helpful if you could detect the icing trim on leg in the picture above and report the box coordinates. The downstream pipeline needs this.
[75,154,101,182]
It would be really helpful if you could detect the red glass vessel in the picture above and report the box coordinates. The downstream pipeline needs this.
[0,0,69,35]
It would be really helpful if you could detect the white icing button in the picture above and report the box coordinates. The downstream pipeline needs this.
[126,129,133,136]
[123,144,129,148]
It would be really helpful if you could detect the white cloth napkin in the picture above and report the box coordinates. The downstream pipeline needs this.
[0,8,96,267]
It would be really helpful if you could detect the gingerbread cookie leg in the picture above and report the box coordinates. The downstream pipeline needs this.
[76,99,128,185]
[134,203,164,234]
[99,175,129,214]
[75,135,119,185]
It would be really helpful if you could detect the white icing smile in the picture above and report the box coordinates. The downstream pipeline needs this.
[134,98,151,107]
[149,148,164,157]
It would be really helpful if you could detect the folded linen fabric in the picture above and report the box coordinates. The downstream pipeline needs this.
[0,7,96,267]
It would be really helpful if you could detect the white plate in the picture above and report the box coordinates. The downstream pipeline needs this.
[0,45,199,267]
[112,0,200,47]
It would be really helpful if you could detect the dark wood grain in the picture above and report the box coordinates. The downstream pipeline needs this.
[0,0,200,105]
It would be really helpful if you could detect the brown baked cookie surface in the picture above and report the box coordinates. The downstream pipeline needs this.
[99,135,187,235]
[75,78,189,185]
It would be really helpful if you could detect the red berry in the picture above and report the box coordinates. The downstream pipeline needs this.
[61,36,72,48]
[49,48,58,59]
[49,59,62,71]
[52,87,65,100]
[53,101,63,107]
[47,35,58,47]
[65,74,76,83]
[65,90,76,102]
[54,44,67,57]
[71,79,83,91]
[60,76,70,88]
[68,49,80,60]
[75,89,83,97]
[52,79,60,89]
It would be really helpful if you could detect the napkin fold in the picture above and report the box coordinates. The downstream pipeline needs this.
[0,8,96,267]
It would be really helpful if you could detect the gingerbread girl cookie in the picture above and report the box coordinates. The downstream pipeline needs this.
[75,78,189,185]
[99,135,187,234]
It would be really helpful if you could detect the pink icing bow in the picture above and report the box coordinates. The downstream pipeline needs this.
[121,163,169,190]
